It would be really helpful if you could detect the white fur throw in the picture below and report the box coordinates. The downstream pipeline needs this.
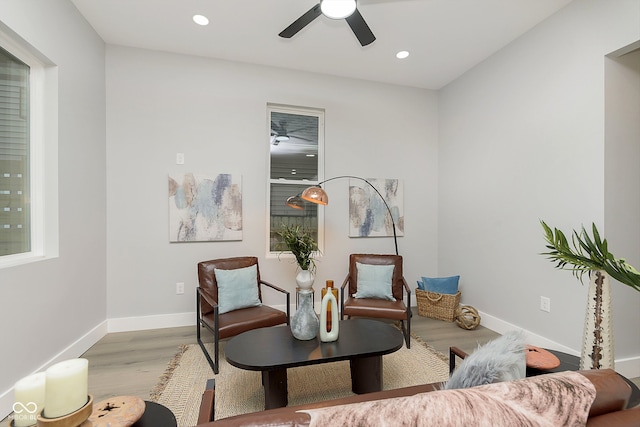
[445,330,526,389]
[303,371,596,427]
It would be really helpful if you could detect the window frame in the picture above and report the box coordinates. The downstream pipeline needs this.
[266,103,325,259]
[0,23,58,268]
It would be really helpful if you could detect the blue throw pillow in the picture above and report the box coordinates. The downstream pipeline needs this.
[354,262,396,301]
[214,265,261,314]
[421,275,459,294]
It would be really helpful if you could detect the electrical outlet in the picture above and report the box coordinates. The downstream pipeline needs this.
[176,153,185,165]
[540,296,551,312]
[176,282,184,295]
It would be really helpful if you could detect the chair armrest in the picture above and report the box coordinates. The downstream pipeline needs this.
[260,280,291,324]
[260,280,289,295]
[197,287,219,309]
[401,277,411,312]
[340,275,350,318]
[197,379,215,424]
[449,346,468,374]
[401,277,411,294]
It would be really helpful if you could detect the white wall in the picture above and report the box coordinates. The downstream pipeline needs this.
[105,46,439,326]
[605,47,640,359]
[0,0,106,418]
[439,0,640,377]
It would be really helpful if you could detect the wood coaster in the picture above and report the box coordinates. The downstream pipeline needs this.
[526,345,561,370]
[88,396,145,427]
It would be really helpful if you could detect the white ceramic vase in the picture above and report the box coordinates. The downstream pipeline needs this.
[580,270,615,370]
[295,269,315,290]
[320,290,339,342]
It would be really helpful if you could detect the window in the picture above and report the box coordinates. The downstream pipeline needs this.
[0,46,30,256]
[0,24,57,266]
[267,104,324,255]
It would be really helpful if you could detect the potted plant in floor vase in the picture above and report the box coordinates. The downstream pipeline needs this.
[277,224,321,340]
[541,220,640,370]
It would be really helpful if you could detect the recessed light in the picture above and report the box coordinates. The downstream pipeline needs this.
[396,50,410,59]
[193,14,209,26]
[306,154,315,157]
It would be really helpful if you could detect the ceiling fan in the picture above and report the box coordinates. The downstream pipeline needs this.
[271,120,314,145]
[279,0,375,47]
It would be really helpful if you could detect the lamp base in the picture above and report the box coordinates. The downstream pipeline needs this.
[37,395,93,427]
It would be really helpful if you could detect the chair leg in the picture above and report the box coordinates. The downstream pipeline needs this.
[196,292,219,374]
[400,320,410,348]
[197,322,219,374]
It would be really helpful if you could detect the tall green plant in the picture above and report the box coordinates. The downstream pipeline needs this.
[277,224,319,273]
[540,220,640,292]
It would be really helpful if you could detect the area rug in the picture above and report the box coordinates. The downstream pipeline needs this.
[150,336,450,427]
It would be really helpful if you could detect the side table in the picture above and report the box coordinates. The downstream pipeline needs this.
[133,401,176,427]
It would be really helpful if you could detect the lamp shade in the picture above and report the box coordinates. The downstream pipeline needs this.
[285,195,305,210]
[320,0,357,19]
[301,186,329,205]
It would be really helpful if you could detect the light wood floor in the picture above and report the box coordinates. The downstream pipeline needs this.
[2,310,638,425]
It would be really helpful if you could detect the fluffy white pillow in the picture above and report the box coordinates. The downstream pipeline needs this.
[353,262,396,301]
[214,264,261,314]
[445,330,526,389]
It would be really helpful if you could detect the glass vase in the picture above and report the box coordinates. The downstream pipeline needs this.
[291,289,319,340]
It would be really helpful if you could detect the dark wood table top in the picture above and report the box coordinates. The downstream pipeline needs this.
[225,319,404,371]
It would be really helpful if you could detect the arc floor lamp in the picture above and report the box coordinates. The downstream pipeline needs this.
[286,175,399,255]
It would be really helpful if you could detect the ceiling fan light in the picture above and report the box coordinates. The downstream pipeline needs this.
[320,0,357,19]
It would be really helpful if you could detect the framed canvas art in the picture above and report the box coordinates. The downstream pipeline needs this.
[168,173,242,242]
[349,178,404,238]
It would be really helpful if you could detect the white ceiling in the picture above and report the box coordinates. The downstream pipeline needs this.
[70,0,574,90]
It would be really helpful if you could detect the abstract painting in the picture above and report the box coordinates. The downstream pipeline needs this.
[168,173,242,242]
[349,178,404,238]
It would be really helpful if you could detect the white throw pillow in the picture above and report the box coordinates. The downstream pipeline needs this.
[445,330,526,389]
[214,264,261,314]
[353,262,396,301]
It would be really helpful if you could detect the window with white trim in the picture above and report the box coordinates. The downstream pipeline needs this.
[0,24,57,266]
[267,104,324,255]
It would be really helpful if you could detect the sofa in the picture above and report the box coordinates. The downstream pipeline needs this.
[195,369,640,426]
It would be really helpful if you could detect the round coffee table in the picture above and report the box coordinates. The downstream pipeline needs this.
[225,319,404,409]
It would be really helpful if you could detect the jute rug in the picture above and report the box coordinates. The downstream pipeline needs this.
[150,336,450,427]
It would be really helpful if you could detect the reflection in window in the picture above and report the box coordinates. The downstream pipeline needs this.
[268,105,324,253]
[0,46,30,256]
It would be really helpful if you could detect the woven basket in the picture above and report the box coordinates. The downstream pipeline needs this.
[416,289,461,322]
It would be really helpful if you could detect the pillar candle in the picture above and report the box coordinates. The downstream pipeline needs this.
[43,358,88,418]
[13,372,46,427]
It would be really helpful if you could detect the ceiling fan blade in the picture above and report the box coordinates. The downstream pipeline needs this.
[279,4,322,39]
[345,9,375,46]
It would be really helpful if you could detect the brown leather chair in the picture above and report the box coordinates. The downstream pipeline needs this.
[340,254,412,348]
[197,257,290,374]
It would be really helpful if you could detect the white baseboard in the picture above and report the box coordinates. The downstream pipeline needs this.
[107,312,196,332]
[0,321,108,422]
[478,310,640,379]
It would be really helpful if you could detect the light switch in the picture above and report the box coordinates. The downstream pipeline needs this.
[176,153,185,165]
